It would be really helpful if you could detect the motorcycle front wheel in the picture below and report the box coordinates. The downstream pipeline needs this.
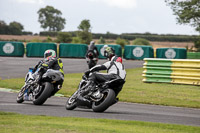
[16,85,26,103]
[33,82,53,105]
[65,91,78,110]
[92,89,115,112]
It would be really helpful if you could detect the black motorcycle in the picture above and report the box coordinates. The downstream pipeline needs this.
[16,68,64,105]
[65,73,125,112]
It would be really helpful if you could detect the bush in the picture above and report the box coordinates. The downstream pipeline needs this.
[22,31,33,35]
[44,36,53,42]
[116,37,129,48]
[71,37,81,44]
[77,31,92,44]
[132,38,151,45]
[40,31,58,37]
[98,36,106,44]
[194,39,200,52]
[56,32,72,43]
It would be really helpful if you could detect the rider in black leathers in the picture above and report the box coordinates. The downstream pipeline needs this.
[85,41,99,69]
[32,49,64,96]
[77,46,126,107]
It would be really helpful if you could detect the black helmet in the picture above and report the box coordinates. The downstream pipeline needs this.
[104,46,115,60]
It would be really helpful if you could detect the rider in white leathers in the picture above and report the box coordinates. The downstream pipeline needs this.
[77,46,126,107]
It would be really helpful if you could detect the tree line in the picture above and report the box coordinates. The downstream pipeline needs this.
[0,20,32,35]
[39,31,199,42]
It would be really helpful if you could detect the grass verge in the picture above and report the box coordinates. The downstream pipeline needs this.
[0,68,200,108]
[0,112,199,133]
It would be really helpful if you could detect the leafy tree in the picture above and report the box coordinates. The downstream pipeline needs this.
[38,6,66,31]
[76,19,92,44]
[9,21,24,35]
[165,0,200,32]
[0,20,8,34]
[132,38,151,46]
[0,20,24,35]
[78,19,91,32]
[56,32,72,43]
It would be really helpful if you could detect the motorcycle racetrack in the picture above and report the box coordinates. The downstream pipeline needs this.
[0,57,200,127]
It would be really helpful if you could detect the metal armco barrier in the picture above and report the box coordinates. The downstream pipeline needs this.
[142,58,200,85]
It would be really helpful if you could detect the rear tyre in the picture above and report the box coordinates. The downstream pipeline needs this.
[33,82,53,105]
[92,89,115,112]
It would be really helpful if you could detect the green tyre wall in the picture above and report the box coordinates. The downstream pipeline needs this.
[124,45,154,60]
[156,48,186,59]
[0,42,24,57]
[26,43,57,57]
[59,43,88,58]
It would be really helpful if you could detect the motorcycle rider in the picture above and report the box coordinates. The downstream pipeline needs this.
[77,46,126,107]
[85,41,99,69]
[32,49,64,96]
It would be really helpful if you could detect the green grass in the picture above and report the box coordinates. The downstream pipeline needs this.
[0,68,200,108]
[0,112,199,133]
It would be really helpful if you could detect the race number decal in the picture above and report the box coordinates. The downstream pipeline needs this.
[3,43,14,54]
[165,48,176,59]
[132,47,144,57]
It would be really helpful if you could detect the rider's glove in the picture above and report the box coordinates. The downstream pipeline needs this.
[84,70,91,77]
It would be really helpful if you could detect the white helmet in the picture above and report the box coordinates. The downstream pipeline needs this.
[44,49,56,60]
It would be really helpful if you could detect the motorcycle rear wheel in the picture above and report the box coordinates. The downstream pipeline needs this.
[88,60,96,69]
[33,82,53,105]
[92,89,115,112]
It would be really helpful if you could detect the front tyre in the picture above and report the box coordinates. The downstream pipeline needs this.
[65,91,78,110]
[16,85,26,103]
[33,82,53,105]
[92,89,115,112]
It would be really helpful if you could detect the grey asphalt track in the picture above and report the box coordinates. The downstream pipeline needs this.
[0,91,200,127]
[0,57,143,79]
[0,57,200,127]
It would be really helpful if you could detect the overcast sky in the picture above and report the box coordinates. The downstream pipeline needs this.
[0,0,199,35]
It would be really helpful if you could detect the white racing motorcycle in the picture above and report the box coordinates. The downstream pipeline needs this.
[16,67,64,105]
